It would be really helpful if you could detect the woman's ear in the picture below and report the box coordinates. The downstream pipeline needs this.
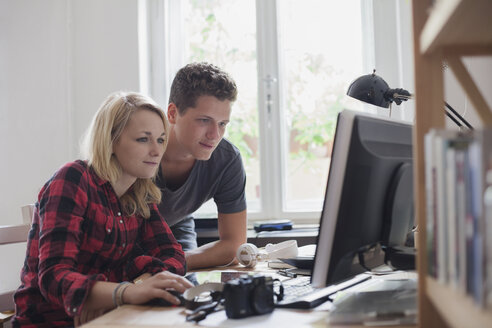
[167,103,178,124]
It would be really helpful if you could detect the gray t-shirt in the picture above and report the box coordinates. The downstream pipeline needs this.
[156,138,246,247]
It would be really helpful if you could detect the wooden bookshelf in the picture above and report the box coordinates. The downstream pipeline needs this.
[419,0,492,54]
[412,0,492,327]
[426,277,492,328]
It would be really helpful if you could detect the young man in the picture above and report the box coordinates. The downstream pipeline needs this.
[156,62,247,270]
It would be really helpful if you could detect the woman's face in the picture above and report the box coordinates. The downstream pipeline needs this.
[112,109,166,184]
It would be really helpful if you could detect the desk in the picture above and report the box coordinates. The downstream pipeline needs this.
[82,264,416,328]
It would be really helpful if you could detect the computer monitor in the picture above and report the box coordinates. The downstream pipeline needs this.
[311,109,414,288]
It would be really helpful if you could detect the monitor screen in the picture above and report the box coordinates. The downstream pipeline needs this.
[311,109,413,288]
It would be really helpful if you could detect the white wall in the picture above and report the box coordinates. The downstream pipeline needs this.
[0,0,142,305]
[0,0,71,226]
[0,0,140,226]
[71,0,141,144]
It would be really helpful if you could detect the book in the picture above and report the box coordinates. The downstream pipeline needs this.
[455,144,470,294]
[445,144,458,289]
[469,128,492,307]
[467,140,484,304]
[433,130,459,283]
[447,136,472,291]
[424,130,437,278]
[484,153,492,309]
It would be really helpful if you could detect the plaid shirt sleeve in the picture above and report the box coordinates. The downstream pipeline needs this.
[125,205,186,278]
[37,163,106,317]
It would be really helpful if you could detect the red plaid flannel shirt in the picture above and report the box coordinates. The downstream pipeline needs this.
[13,160,186,327]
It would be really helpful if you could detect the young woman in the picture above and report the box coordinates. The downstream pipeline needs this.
[13,91,193,327]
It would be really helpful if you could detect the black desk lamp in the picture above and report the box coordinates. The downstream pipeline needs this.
[346,69,411,110]
[347,70,473,130]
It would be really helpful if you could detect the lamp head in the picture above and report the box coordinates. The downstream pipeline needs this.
[347,70,411,108]
[347,70,391,108]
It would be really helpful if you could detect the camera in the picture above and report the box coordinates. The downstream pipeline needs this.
[223,275,277,319]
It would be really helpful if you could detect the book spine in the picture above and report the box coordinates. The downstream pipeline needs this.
[467,141,484,306]
[484,163,492,309]
[484,129,492,309]
[424,131,437,278]
[446,146,458,289]
[434,133,451,284]
[455,147,468,294]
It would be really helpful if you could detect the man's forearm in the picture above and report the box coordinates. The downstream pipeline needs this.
[185,239,239,270]
[186,210,247,270]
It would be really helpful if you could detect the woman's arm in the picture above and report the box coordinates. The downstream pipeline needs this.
[36,163,108,316]
[75,271,193,326]
[126,205,187,278]
[83,271,192,310]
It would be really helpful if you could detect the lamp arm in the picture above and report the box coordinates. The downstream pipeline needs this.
[382,90,473,130]
[445,110,463,128]
[445,101,474,130]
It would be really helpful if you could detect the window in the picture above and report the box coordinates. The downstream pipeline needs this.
[146,0,413,223]
[275,1,365,213]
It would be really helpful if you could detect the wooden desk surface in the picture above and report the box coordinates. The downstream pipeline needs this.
[82,264,416,328]
[83,305,334,328]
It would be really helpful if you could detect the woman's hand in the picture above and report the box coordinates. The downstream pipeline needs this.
[123,271,194,305]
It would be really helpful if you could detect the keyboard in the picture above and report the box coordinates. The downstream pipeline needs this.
[275,274,371,309]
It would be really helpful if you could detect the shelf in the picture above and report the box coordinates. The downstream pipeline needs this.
[426,277,492,328]
[420,0,492,54]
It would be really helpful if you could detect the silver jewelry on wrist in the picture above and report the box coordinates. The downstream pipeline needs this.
[113,281,131,307]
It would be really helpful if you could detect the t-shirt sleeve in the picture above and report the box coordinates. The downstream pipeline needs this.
[214,151,247,214]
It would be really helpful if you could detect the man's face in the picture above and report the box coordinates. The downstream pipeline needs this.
[169,95,231,160]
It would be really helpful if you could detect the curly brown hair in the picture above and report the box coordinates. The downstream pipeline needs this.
[169,62,238,115]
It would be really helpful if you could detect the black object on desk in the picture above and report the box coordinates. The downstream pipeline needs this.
[145,289,185,307]
[384,245,416,271]
[278,256,314,270]
[277,269,297,278]
[254,219,293,232]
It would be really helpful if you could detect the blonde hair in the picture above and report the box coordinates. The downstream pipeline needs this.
[81,91,169,218]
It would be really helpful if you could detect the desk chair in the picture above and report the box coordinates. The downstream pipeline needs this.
[0,205,34,327]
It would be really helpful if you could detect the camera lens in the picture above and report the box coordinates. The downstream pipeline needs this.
[251,278,274,315]
[224,277,254,319]
[223,275,275,319]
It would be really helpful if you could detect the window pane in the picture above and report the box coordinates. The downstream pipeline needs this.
[277,0,364,211]
[183,0,260,215]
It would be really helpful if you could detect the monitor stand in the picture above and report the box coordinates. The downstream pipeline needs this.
[384,245,416,271]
